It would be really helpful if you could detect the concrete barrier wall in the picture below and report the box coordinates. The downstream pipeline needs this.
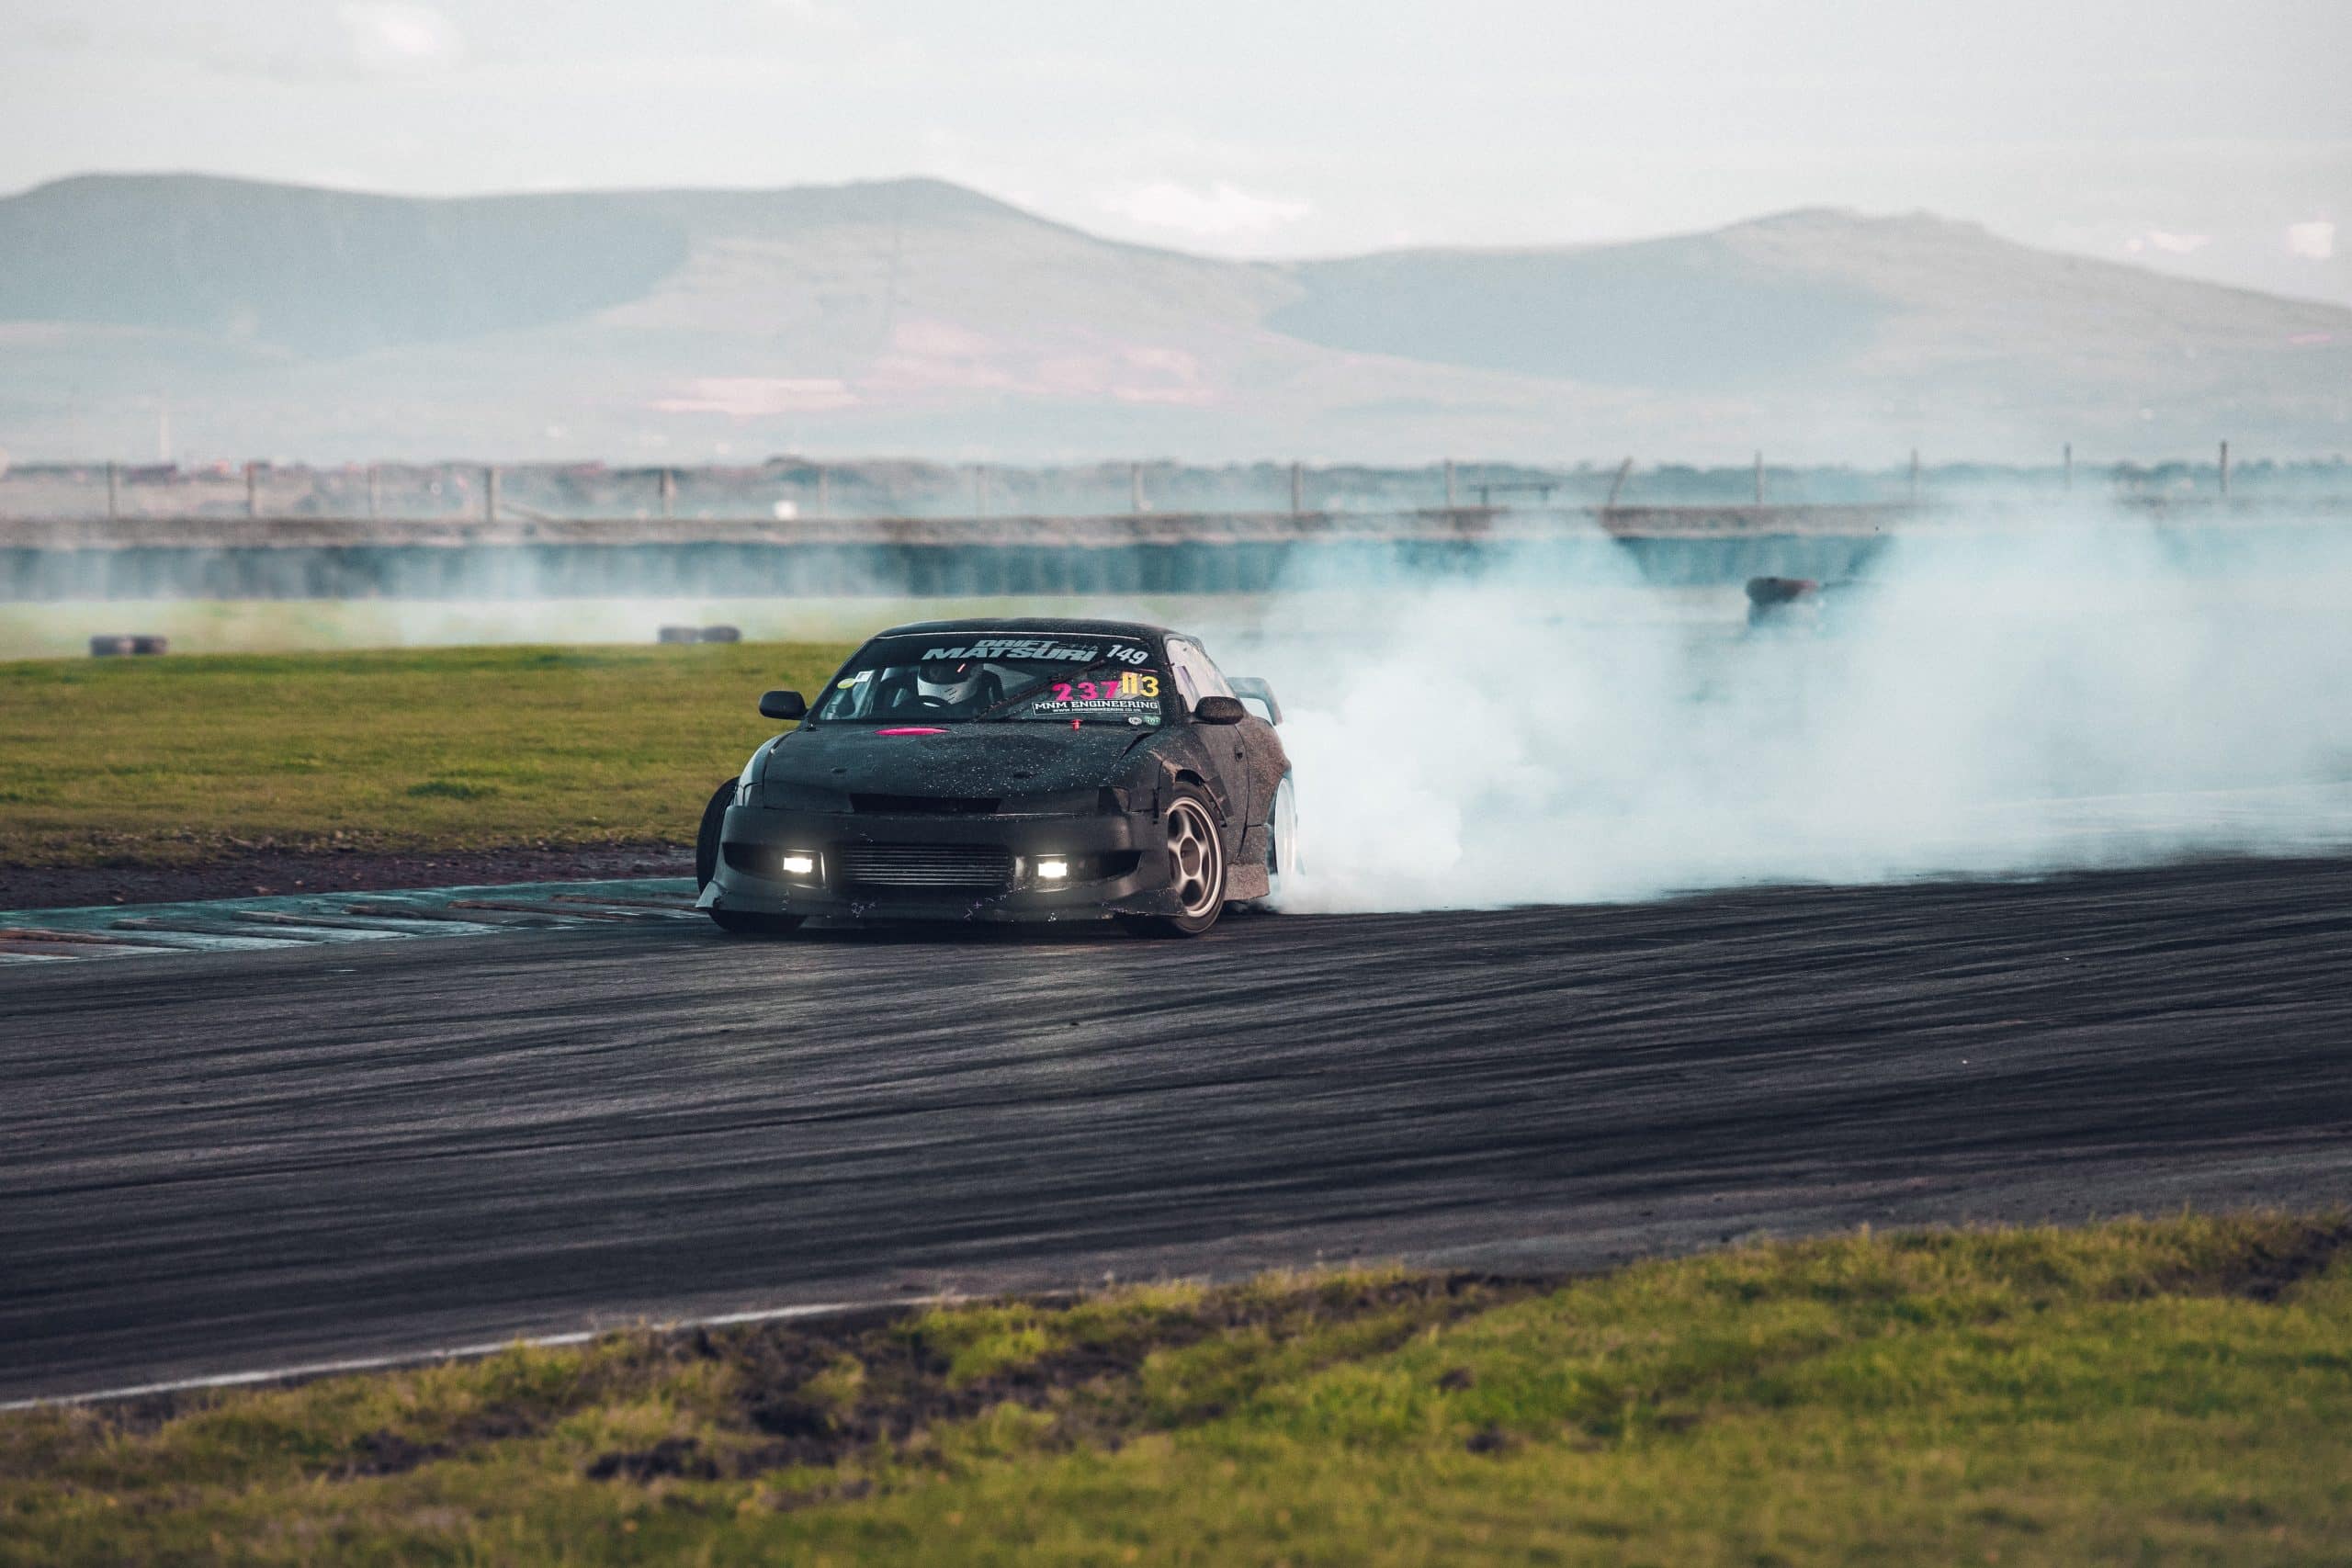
[0,535,1891,600]
[2,501,2335,601]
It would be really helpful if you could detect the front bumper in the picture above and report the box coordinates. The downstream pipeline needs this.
[697,801,1186,923]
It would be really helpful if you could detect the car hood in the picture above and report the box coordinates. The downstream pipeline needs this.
[763,723,1155,799]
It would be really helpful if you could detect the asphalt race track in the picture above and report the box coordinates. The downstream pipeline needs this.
[7,855,2352,1404]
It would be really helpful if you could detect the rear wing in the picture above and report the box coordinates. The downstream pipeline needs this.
[1229,676,1282,726]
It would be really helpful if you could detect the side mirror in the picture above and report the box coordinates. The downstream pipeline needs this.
[1192,694,1247,725]
[758,689,807,721]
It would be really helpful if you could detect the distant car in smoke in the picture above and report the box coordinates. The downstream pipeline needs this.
[1744,575,1877,633]
[695,618,1297,937]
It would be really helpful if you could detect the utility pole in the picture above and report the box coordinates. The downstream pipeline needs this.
[1290,461,1304,516]
[1753,451,1765,506]
[1130,461,1146,514]
[484,465,499,524]
[1443,457,1456,509]
[2219,439,2232,500]
[106,461,119,520]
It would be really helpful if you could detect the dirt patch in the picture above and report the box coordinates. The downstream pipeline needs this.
[2136,1218,2352,1305]
[587,1437,720,1483]
[335,1403,543,1478]
[585,1274,1537,1493]
[2222,1221,2351,1303]
[0,843,690,911]
[340,1427,451,1477]
[1464,1425,1516,1455]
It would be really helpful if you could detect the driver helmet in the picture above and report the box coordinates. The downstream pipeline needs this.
[915,657,991,707]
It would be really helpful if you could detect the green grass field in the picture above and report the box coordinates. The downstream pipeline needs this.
[6,1215,2348,1565]
[0,643,854,866]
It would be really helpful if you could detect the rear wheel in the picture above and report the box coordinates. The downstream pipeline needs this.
[1120,788,1227,938]
[1264,773,1299,901]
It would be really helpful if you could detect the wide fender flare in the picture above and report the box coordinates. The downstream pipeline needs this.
[1135,748,1237,843]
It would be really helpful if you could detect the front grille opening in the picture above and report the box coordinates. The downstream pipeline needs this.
[834,843,1013,891]
[851,794,1002,816]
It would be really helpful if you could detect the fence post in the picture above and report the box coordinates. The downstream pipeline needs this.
[1131,462,1146,514]
[660,468,675,519]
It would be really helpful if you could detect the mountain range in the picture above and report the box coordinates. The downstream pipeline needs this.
[1,173,2345,463]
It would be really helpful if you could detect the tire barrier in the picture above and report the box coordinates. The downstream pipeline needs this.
[88,635,168,657]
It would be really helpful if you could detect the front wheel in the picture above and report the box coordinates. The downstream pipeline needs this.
[695,779,734,891]
[1121,787,1227,938]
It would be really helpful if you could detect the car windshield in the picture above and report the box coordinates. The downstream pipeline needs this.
[809,632,1169,726]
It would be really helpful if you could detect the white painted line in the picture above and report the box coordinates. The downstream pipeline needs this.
[0,1294,950,1413]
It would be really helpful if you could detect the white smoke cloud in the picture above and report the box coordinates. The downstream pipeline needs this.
[1241,508,2352,911]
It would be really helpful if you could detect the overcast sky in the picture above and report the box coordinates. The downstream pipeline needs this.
[3,0,2345,303]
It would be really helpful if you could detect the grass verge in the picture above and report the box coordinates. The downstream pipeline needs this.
[6,1215,2349,1564]
[0,642,853,866]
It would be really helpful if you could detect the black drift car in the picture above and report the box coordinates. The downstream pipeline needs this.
[695,619,1297,937]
